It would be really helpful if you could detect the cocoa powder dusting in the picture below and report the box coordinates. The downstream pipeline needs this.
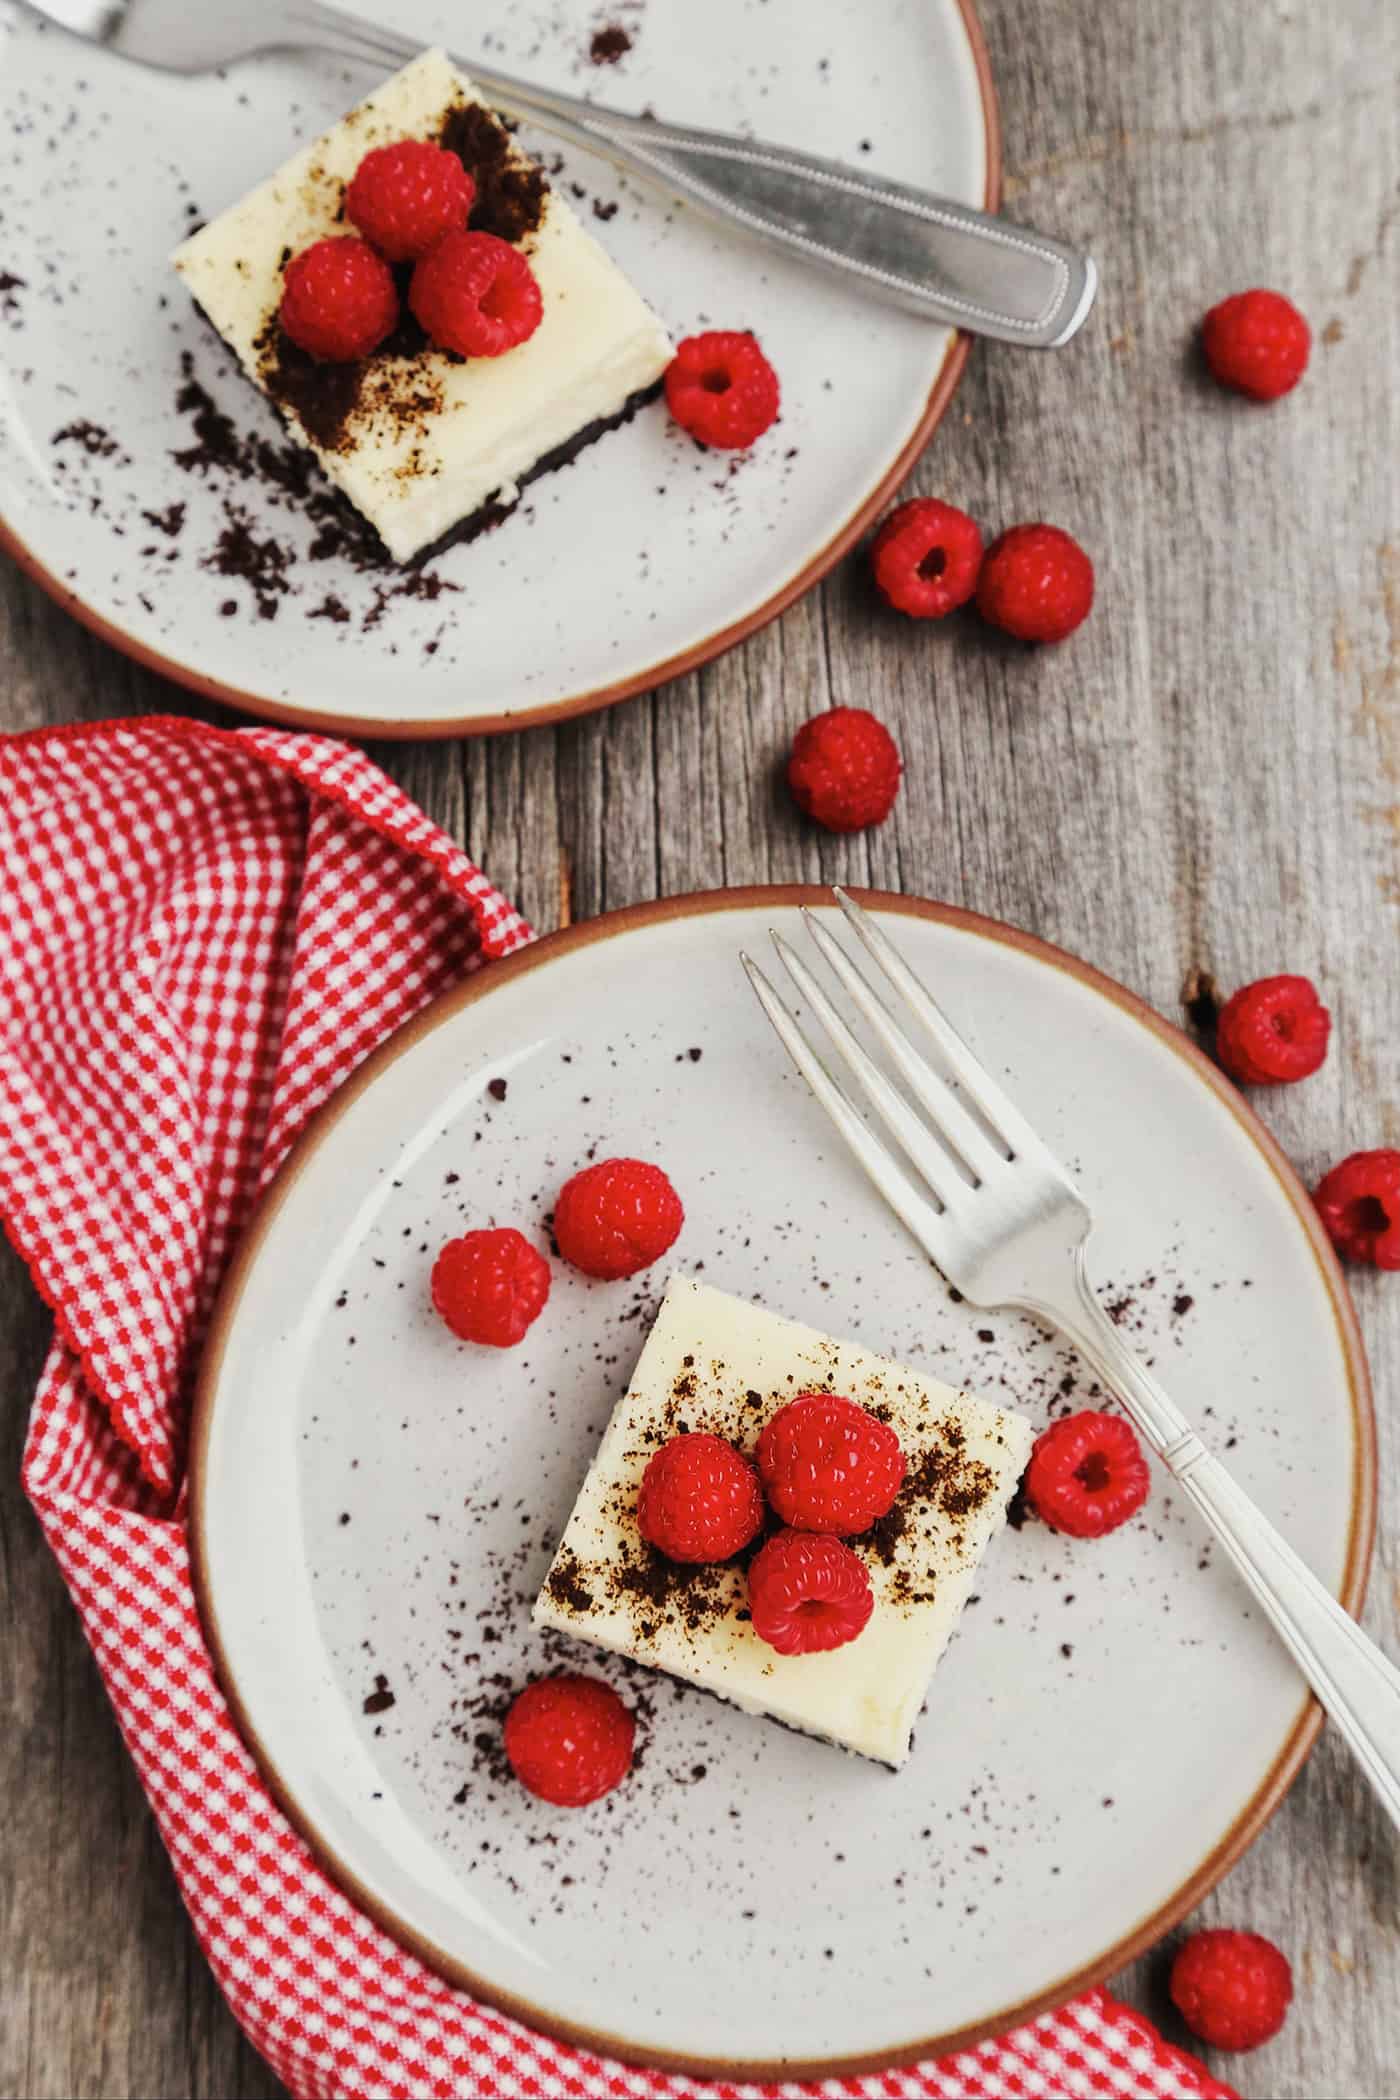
[544,1549,594,1615]
[439,102,549,244]
[257,322,369,453]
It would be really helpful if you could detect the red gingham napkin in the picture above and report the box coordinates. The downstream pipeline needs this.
[2,718,1236,2100]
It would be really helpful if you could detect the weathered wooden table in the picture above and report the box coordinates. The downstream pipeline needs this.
[3,0,1398,2092]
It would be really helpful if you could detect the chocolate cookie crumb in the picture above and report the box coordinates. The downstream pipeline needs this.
[589,24,633,63]
[363,1673,395,1715]
[203,508,292,619]
[141,501,185,538]
[53,419,121,459]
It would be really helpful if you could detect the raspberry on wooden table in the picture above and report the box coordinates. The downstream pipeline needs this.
[279,236,399,362]
[756,1393,905,1534]
[1314,1149,1400,1269]
[637,1432,765,1563]
[787,707,901,832]
[1201,289,1311,401]
[553,1157,684,1279]
[409,230,543,357]
[747,1529,874,1655]
[1169,1929,1293,2051]
[871,497,983,619]
[1023,1409,1150,1538]
[975,523,1094,643]
[503,1674,635,1806]
[346,138,476,261]
[664,330,781,448]
[430,1226,550,1346]
[1216,974,1331,1085]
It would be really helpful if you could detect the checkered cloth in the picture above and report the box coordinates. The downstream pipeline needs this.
[2,719,1236,2100]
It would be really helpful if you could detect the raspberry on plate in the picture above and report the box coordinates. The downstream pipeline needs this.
[665,330,780,449]
[756,1393,905,1534]
[975,522,1094,643]
[430,1226,550,1346]
[409,229,543,357]
[1169,1929,1293,2051]
[279,236,399,362]
[787,707,901,832]
[1216,974,1331,1085]
[637,1432,765,1563]
[747,1529,874,1656]
[1314,1148,1400,1269]
[503,1674,635,1806]
[345,138,476,262]
[871,497,983,619]
[1023,1409,1150,1538]
[553,1157,684,1279]
[1202,289,1310,402]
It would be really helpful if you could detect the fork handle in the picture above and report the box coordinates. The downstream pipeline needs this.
[294,0,1095,347]
[1051,1256,1400,1830]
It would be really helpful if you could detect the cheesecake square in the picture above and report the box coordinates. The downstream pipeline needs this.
[172,50,673,563]
[534,1276,1034,1767]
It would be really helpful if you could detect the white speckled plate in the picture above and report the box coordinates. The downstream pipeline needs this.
[192,890,1373,2077]
[0,0,993,735]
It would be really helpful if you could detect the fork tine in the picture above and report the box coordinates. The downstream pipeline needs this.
[799,909,1007,1182]
[771,933,964,1205]
[741,955,950,1261]
[832,888,1053,1164]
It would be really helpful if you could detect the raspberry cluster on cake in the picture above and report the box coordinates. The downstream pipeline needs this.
[534,1275,1033,1767]
[173,50,673,563]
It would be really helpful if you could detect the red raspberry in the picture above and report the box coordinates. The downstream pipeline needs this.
[503,1674,635,1806]
[976,523,1094,643]
[1202,290,1310,402]
[1024,1410,1150,1539]
[1315,1149,1400,1269]
[430,1227,550,1346]
[787,707,901,832]
[279,237,399,362]
[1170,1929,1293,2051]
[1216,974,1331,1085]
[747,1530,874,1656]
[871,498,983,619]
[409,230,543,357]
[345,138,476,262]
[637,1433,764,1563]
[665,330,780,449]
[756,1394,905,1534]
[553,1157,683,1280]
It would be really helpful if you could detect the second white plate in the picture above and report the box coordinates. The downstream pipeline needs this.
[0,0,991,733]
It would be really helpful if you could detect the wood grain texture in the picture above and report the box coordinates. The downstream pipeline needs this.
[3,0,1399,2092]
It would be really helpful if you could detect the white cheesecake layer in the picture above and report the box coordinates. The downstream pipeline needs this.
[534,1276,1033,1767]
[172,50,672,561]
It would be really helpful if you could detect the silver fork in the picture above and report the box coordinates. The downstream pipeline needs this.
[16,0,1096,348]
[744,887,1400,1832]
